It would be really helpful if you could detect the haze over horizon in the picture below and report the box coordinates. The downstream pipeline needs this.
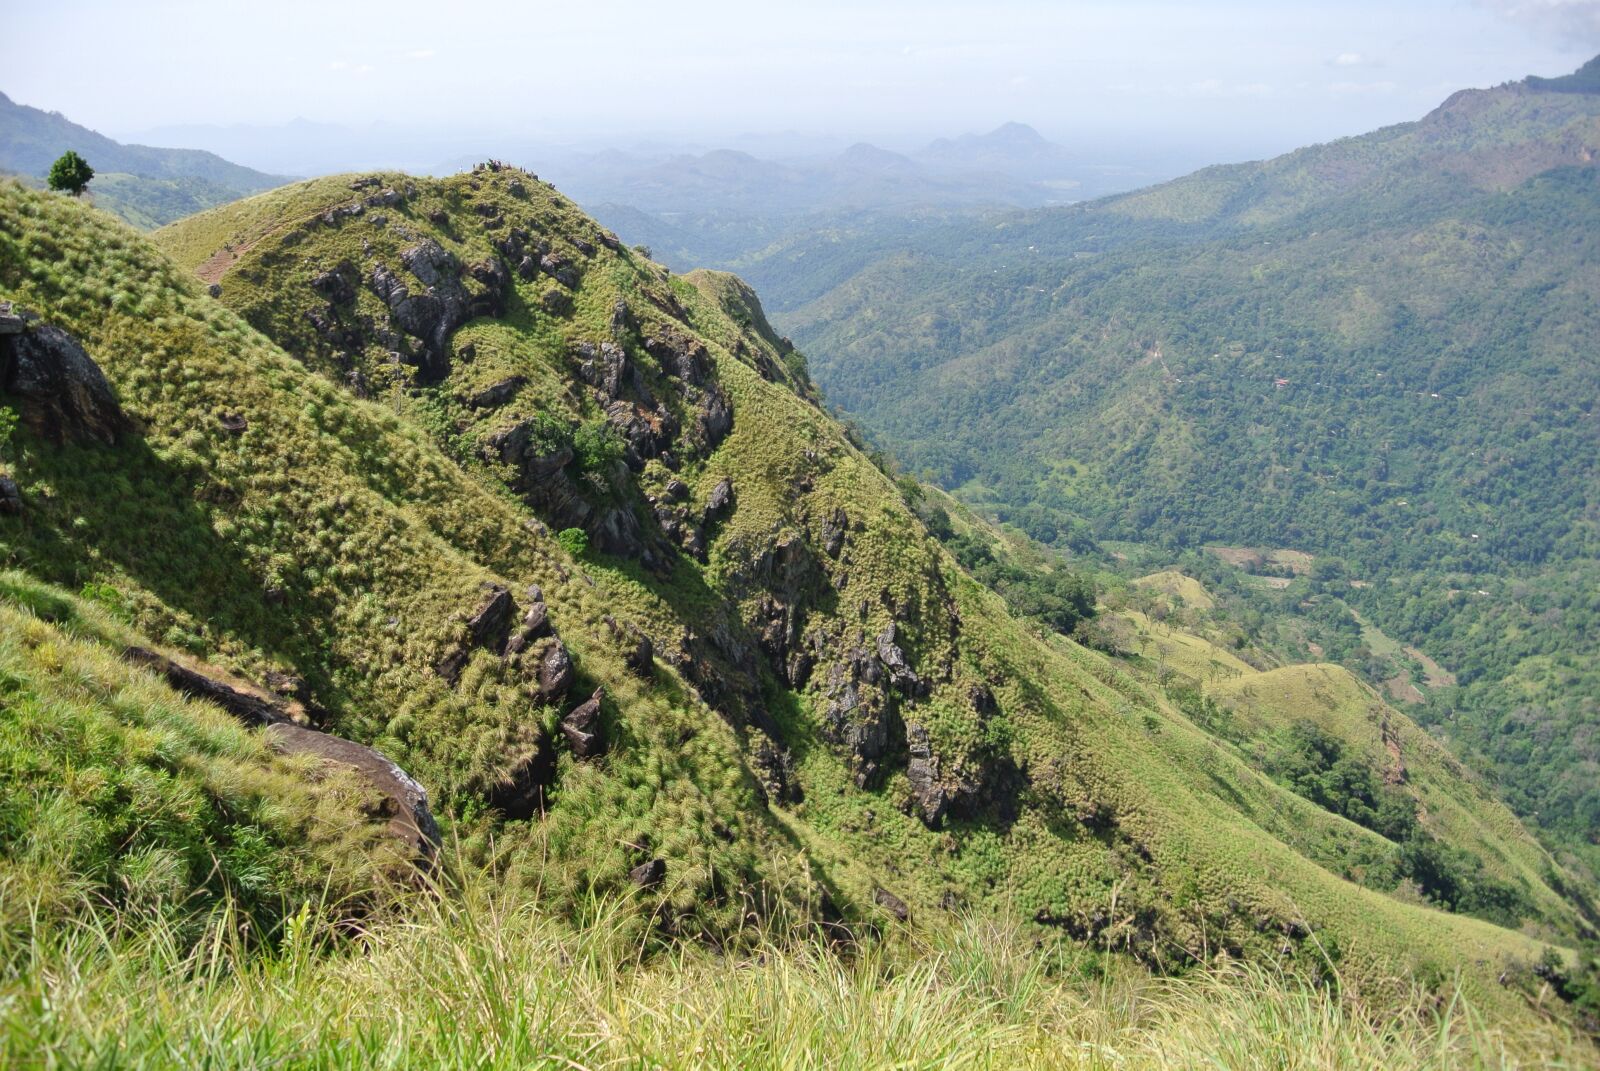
[6,0,1600,176]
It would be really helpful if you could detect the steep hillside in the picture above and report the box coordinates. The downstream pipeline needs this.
[0,172,1586,1026]
[0,91,286,227]
[1102,577,1591,933]
[770,59,1600,872]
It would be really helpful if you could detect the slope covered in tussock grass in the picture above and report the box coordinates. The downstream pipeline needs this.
[0,170,1591,1051]
[3,868,1590,1070]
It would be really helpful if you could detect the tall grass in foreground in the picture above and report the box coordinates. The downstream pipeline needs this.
[1,870,1591,1070]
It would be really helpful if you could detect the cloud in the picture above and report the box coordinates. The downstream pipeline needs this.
[1333,52,1367,66]
[1480,0,1600,49]
[406,49,436,60]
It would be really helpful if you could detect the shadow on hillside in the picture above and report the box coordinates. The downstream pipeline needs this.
[3,431,342,700]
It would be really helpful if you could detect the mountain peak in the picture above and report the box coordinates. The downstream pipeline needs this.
[983,121,1047,145]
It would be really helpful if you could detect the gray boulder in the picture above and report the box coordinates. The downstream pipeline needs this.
[0,321,131,446]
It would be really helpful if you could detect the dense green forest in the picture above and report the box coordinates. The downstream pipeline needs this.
[759,64,1600,876]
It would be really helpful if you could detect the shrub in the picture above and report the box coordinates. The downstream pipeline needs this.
[557,527,589,557]
[572,420,624,474]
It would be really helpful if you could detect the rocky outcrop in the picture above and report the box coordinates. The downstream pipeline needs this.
[574,340,632,401]
[365,240,508,383]
[560,687,606,758]
[0,316,131,446]
[484,418,661,565]
[121,647,440,863]
[534,638,576,701]
[467,376,525,410]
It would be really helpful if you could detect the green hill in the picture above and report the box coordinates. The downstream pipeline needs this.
[769,58,1600,875]
[0,170,1593,1048]
[0,90,286,228]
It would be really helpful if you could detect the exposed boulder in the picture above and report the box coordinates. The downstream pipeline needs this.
[0,321,131,446]
[695,385,733,449]
[535,638,576,701]
[605,400,677,470]
[366,240,508,383]
[643,332,709,386]
[821,508,849,557]
[874,886,910,922]
[560,687,606,758]
[630,858,666,888]
[540,253,579,289]
[876,623,921,693]
[573,340,631,401]
[310,264,358,305]
[705,477,734,519]
[122,647,440,862]
[904,723,950,827]
[465,583,516,651]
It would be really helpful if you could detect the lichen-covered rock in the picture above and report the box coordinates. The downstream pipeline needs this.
[534,638,575,701]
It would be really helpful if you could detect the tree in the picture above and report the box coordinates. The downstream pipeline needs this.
[47,151,94,196]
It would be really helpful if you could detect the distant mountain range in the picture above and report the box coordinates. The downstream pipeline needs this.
[771,55,1600,874]
[0,91,287,228]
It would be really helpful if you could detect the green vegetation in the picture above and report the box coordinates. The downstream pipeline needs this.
[5,864,1592,1070]
[0,90,286,228]
[45,149,92,196]
[1,161,1595,1059]
[763,63,1600,878]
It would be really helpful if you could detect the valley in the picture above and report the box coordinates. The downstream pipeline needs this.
[1,35,1597,1070]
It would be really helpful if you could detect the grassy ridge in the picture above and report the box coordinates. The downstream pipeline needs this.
[0,172,1587,1040]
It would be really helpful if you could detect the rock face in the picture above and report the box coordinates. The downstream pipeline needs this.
[121,647,441,863]
[364,240,509,383]
[0,320,131,446]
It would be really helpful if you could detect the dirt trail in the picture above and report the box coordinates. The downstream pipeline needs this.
[196,235,265,285]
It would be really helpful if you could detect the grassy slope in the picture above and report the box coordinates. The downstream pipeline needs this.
[0,573,397,937]
[0,175,1577,1026]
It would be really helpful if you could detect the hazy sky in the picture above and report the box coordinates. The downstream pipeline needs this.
[5,0,1599,153]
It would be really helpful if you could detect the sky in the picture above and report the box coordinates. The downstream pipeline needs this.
[4,0,1599,162]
